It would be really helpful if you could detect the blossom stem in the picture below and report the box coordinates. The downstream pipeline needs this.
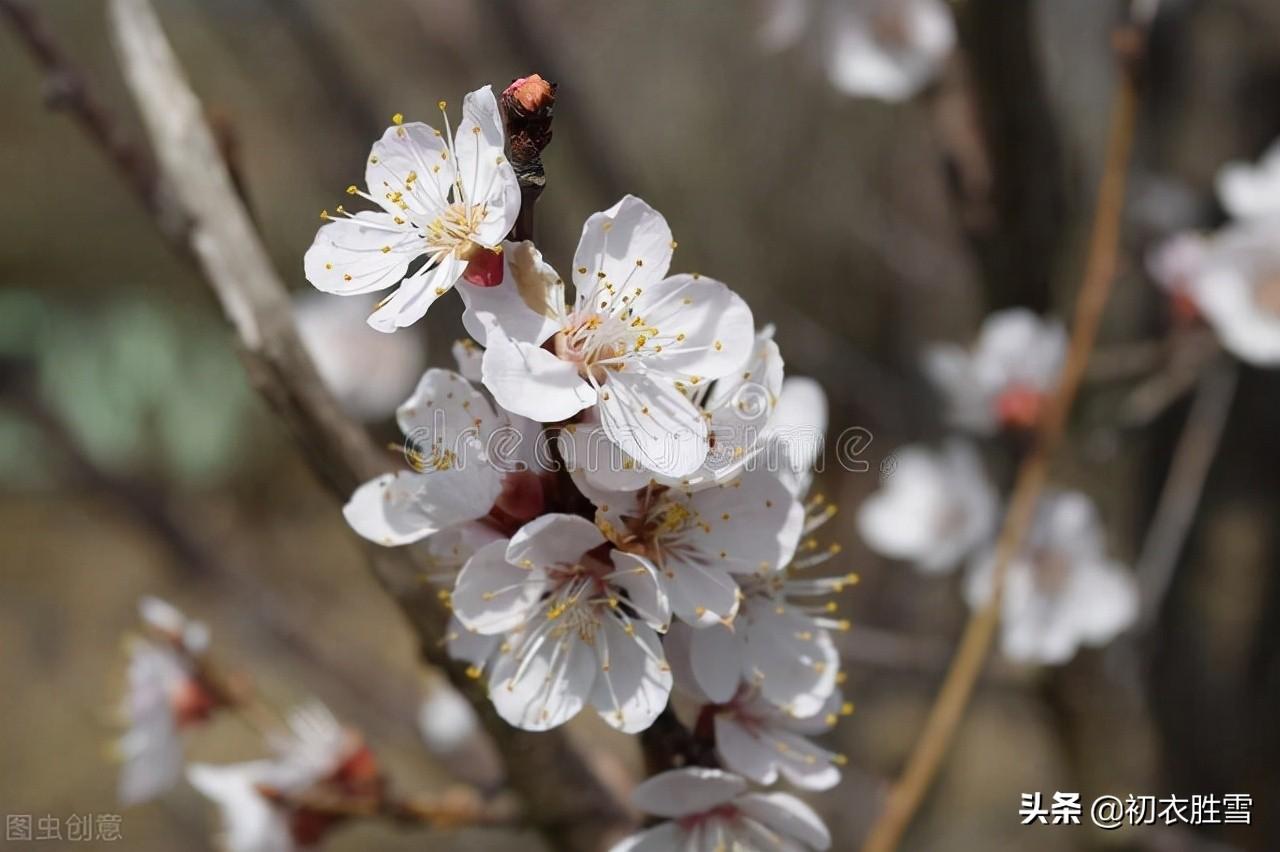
[859,20,1148,852]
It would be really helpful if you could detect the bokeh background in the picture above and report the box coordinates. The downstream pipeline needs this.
[2,0,1279,849]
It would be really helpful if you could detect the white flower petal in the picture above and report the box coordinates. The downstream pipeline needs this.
[342,465,502,546]
[608,822,686,852]
[482,332,597,422]
[395,368,501,447]
[690,469,805,574]
[506,513,606,569]
[1215,140,1280,222]
[572,195,673,311]
[459,241,562,347]
[366,253,467,333]
[597,369,707,478]
[736,792,832,850]
[687,621,742,704]
[452,539,545,635]
[455,86,521,246]
[489,627,596,731]
[304,211,421,296]
[742,603,838,716]
[590,619,672,733]
[558,417,654,492]
[663,557,741,626]
[366,121,456,219]
[609,551,671,630]
[631,273,755,380]
[452,338,484,382]
[630,767,748,819]
[187,762,294,852]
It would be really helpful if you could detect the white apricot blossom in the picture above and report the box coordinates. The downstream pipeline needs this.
[857,439,997,574]
[343,369,544,547]
[476,195,755,478]
[1216,138,1280,223]
[611,767,831,852]
[303,87,519,332]
[292,291,425,420]
[665,499,850,718]
[761,0,956,103]
[922,308,1067,434]
[118,598,215,806]
[584,469,805,627]
[451,513,673,733]
[769,374,829,497]
[188,703,379,852]
[559,329,786,493]
[965,490,1138,665]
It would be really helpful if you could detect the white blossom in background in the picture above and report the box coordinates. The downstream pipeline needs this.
[760,0,956,102]
[667,496,851,717]
[343,369,542,547]
[965,490,1138,665]
[303,87,520,332]
[769,374,829,497]
[1216,138,1280,223]
[450,514,673,732]
[1146,230,1209,324]
[922,308,1067,434]
[292,291,425,420]
[583,469,804,627]
[118,598,215,806]
[857,440,997,574]
[611,767,831,852]
[188,703,378,852]
[476,195,755,478]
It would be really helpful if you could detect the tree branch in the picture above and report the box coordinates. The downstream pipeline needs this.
[859,18,1149,852]
[91,1,633,849]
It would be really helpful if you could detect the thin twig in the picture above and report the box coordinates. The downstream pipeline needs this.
[859,22,1147,852]
[1135,354,1237,627]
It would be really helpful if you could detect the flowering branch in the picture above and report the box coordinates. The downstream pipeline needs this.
[91,0,633,849]
[859,17,1149,852]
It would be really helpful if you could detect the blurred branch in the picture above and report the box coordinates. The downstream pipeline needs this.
[0,0,190,245]
[1135,354,1237,628]
[941,0,1067,313]
[95,1,633,849]
[860,20,1148,852]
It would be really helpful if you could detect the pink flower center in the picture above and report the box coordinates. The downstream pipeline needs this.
[168,678,218,729]
[995,384,1044,431]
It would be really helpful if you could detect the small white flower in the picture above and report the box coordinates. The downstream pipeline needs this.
[188,704,379,852]
[667,496,850,717]
[768,374,829,497]
[1179,220,1280,365]
[611,767,831,852]
[922,308,1067,434]
[343,369,543,546]
[965,490,1138,665]
[1216,138,1280,223]
[669,640,850,791]
[476,195,756,478]
[303,87,520,333]
[118,598,215,806]
[585,469,805,627]
[1146,229,1209,325]
[826,0,956,102]
[292,291,426,420]
[760,0,955,103]
[857,440,997,574]
[451,513,673,732]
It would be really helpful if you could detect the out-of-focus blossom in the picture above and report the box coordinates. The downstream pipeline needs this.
[1146,230,1209,325]
[118,598,216,806]
[857,440,997,574]
[769,374,829,497]
[304,87,519,332]
[451,514,672,732]
[343,369,543,547]
[476,195,755,478]
[188,704,379,852]
[965,490,1138,665]
[417,677,504,790]
[922,308,1067,434]
[610,767,831,851]
[761,0,956,103]
[1216,139,1280,223]
[292,291,425,421]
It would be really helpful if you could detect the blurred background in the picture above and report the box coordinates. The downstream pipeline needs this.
[2,0,1279,849]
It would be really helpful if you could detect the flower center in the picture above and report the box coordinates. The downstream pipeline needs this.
[169,677,218,729]
[995,384,1044,431]
[554,313,629,383]
[424,202,487,257]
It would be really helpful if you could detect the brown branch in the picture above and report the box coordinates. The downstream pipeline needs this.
[78,1,634,849]
[859,20,1148,852]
